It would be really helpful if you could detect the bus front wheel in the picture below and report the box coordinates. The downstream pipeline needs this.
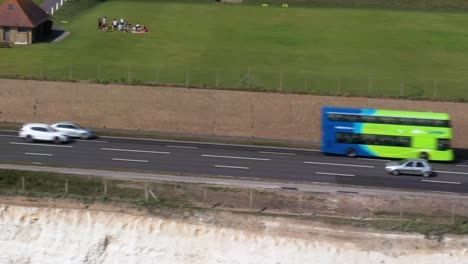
[420,152,429,160]
[346,148,357,157]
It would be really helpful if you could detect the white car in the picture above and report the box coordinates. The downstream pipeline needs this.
[19,123,70,144]
[50,122,95,139]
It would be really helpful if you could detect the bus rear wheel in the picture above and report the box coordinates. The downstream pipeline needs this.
[420,152,429,160]
[346,148,357,157]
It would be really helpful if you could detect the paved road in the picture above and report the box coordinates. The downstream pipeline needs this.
[0,131,467,193]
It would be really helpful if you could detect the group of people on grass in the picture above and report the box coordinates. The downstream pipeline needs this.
[98,16,150,33]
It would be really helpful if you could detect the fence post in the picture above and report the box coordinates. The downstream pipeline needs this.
[336,78,340,95]
[156,68,160,85]
[203,187,207,207]
[451,204,455,224]
[144,181,149,201]
[249,190,253,209]
[279,72,283,91]
[127,64,131,84]
[65,179,68,195]
[69,64,72,80]
[103,180,108,196]
[298,195,303,214]
[399,199,403,219]
[433,80,438,99]
[216,70,220,87]
[21,176,25,192]
[400,80,404,97]
[368,75,372,96]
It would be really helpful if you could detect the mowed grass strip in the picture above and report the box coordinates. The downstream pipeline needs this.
[1,0,468,100]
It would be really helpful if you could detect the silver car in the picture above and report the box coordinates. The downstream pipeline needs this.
[50,122,95,139]
[385,159,435,178]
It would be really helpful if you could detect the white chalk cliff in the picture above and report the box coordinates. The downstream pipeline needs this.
[0,204,467,264]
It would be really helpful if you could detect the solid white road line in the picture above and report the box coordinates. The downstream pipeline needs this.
[10,142,73,148]
[25,153,53,156]
[357,158,390,162]
[202,154,270,161]
[304,161,374,168]
[102,148,170,155]
[436,170,468,175]
[421,180,461,185]
[76,139,108,143]
[214,165,250,170]
[316,172,355,177]
[112,158,149,163]
[259,151,296,156]
[166,145,198,149]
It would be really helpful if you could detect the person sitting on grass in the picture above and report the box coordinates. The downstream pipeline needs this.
[112,19,118,30]
[142,25,150,33]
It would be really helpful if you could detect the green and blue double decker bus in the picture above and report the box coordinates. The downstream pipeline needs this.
[321,107,454,161]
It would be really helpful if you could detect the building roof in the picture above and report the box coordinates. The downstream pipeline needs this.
[0,0,50,27]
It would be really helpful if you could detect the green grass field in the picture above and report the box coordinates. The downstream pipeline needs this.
[1,0,468,100]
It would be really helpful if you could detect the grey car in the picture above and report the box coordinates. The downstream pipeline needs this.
[50,122,95,139]
[385,159,435,178]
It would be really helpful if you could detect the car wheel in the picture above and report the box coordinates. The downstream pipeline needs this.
[25,135,34,143]
[346,148,357,157]
[420,152,429,160]
[53,137,61,144]
[392,170,400,176]
[423,171,431,178]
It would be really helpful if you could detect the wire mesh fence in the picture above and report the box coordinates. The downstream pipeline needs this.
[1,63,467,101]
[1,170,468,226]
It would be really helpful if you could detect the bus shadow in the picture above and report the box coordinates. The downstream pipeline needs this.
[454,148,468,163]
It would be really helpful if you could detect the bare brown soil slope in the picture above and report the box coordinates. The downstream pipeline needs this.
[0,79,467,147]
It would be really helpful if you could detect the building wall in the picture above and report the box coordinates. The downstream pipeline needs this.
[0,26,33,44]
[15,30,30,44]
[9,28,17,43]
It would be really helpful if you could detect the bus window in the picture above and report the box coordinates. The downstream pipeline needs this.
[362,116,376,123]
[437,139,450,150]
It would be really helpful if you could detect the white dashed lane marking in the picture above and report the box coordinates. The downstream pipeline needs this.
[102,148,170,155]
[25,153,53,156]
[436,170,468,175]
[357,158,390,162]
[202,154,270,161]
[316,172,355,177]
[112,158,149,163]
[421,180,461,185]
[214,165,250,170]
[259,151,296,156]
[166,145,198,149]
[10,142,73,148]
[304,161,374,168]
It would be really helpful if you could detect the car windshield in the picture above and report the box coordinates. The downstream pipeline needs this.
[68,124,81,129]
[398,160,408,165]
[46,127,57,132]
